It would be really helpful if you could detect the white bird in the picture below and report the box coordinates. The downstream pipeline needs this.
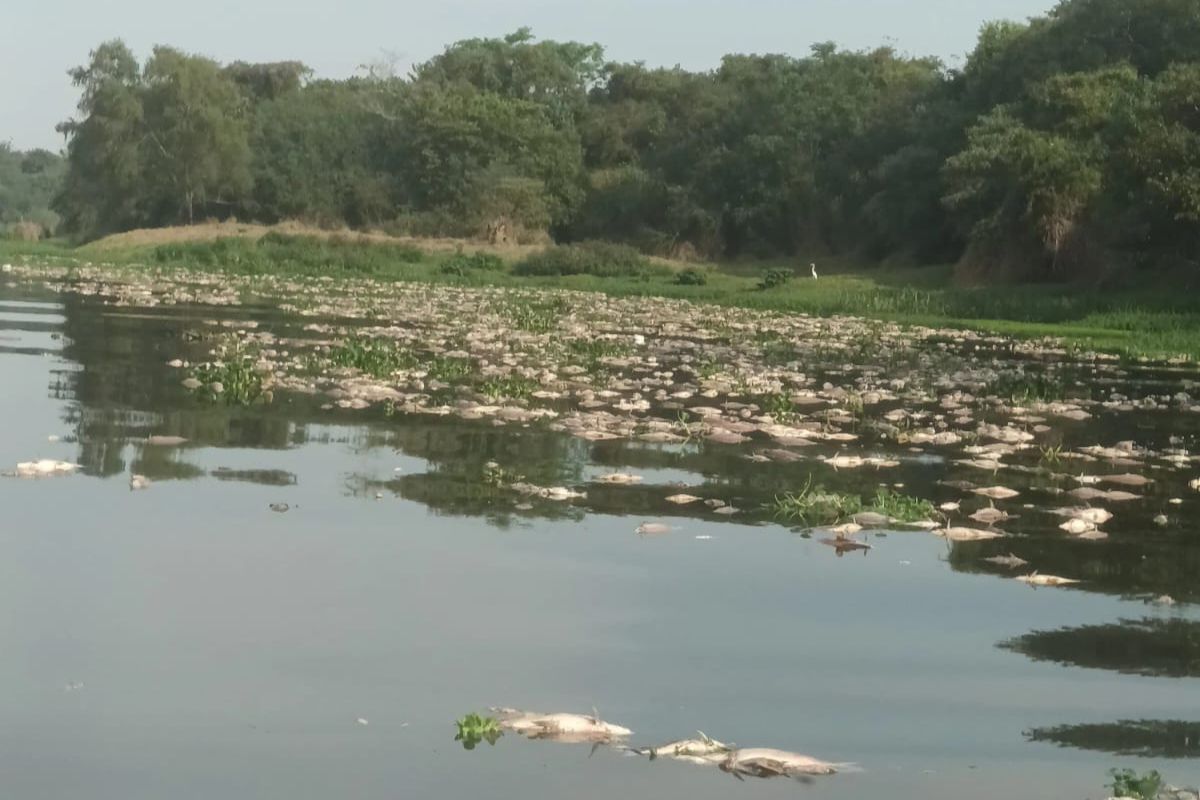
[810,263,818,280]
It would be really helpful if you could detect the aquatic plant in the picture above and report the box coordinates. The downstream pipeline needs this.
[188,350,265,405]
[759,392,797,422]
[455,713,502,750]
[480,374,539,402]
[426,356,474,383]
[501,298,567,333]
[869,488,935,523]
[1107,768,1163,800]
[329,338,417,378]
[770,478,863,525]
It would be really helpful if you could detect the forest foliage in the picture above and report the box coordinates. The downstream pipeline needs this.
[16,0,1200,280]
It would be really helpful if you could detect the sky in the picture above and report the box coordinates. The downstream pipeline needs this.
[3,0,1053,151]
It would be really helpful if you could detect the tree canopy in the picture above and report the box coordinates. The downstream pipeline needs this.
[31,0,1200,280]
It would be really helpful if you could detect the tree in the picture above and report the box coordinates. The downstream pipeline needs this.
[140,46,252,224]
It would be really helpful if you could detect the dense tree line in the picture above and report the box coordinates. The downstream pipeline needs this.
[43,0,1200,279]
[0,144,65,237]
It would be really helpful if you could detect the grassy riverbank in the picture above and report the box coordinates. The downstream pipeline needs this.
[3,228,1199,361]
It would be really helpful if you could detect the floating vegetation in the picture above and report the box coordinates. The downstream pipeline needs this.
[479,375,539,402]
[869,488,936,523]
[187,350,265,405]
[329,338,417,378]
[455,713,502,750]
[1108,768,1163,800]
[770,479,863,525]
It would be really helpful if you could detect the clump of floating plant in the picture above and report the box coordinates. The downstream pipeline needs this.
[479,375,539,402]
[455,713,502,750]
[1107,768,1163,800]
[499,297,568,333]
[425,355,474,383]
[769,478,863,525]
[868,488,936,523]
[759,392,797,423]
[329,337,417,378]
[186,345,266,405]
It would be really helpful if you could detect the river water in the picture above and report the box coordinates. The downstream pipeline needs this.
[0,277,1196,799]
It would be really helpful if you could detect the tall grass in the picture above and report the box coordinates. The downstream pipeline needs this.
[153,233,424,277]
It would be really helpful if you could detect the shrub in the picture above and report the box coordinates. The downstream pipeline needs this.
[758,268,793,290]
[512,241,671,279]
[154,233,424,276]
[675,268,708,286]
[440,251,507,276]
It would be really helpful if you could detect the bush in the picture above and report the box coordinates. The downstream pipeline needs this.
[512,241,670,279]
[154,233,424,276]
[440,251,507,276]
[675,268,708,286]
[758,268,794,290]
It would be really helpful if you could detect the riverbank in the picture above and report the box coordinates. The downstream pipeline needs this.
[3,227,1198,361]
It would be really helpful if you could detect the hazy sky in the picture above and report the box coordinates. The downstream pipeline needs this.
[4,0,1052,151]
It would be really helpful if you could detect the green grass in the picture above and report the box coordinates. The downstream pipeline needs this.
[6,235,1200,360]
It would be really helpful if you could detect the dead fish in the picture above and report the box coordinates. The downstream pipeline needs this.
[1190,479,1200,491]
[983,553,1029,569]
[1068,487,1108,501]
[969,507,1010,525]
[269,502,290,513]
[824,455,865,470]
[851,511,890,527]
[1104,490,1140,502]
[1099,473,1154,487]
[824,523,864,538]
[1058,518,1097,535]
[973,486,1020,500]
[718,748,846,779]
[181,377,203,390]
[937,527,1006,542]
[1071,508,1113,525]
[1150,594,1177,607]
[638,732,733,765]
[938,502,961,512]
[14,459,79,477]
[597,473,642,485]
[665,493,702,505]
[819,538,872,556]
[1153,514,1169,526]
[1016,572,1080,587]
[636,522,672,536]
[1076,529,1109,540]
[493,709,632,742]
[129,474,151,491]
[146,435,188,446]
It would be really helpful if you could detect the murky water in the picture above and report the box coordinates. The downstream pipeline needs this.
[0,276,1197,799]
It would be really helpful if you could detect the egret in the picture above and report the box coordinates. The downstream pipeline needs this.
[810,262,818,280]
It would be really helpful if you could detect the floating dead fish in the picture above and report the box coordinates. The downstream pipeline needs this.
[851,511,890,527]
[14,459,78,477]
[824,455,865,470]
[181,377,203,390]
[1058,518,1097,535]
[638,732,733,765]
[636,522,672,536]
[129,474,151,491]
[269,502,290,513]
[718,748,846,779]
[1153,514,1169,526]
[597,473,642,485]
[1099,473,1154,487]
[1076,529,1109,540]
[1150,594,1177,607]
[973,486,1020,500]
[146,435,188,446]
[969,507,1010,525]
[1015,573,1080,587]
[937,526,1006,542]
[1190,479,1200,491]
[983,553,1028,569]
[1069,507,1113,525]
[1067,487,1107,501]
[1103,490,1140,502]
[938,502,961,512]
[820,537,872,555]
[666,493,702,505]
[494,708,632,743]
